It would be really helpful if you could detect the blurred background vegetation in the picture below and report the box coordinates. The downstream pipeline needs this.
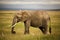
[0,10,60,40]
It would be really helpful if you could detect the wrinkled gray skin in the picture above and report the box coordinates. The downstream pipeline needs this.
[11,10,51,34]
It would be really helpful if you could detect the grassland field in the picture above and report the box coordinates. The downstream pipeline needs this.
[0,10,60,40]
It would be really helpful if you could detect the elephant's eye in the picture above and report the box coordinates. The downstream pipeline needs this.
[17,15,22,18]
[19,15,22,18]
[17,13,22,18]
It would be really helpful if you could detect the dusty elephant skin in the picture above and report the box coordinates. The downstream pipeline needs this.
[11,10,51,34]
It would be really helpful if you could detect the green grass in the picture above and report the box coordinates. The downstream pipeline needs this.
[0,11,60,40]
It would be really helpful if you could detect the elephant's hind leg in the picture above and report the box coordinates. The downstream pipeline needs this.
[39,26,48,34]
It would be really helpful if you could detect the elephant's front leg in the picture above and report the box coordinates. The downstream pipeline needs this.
[24,20,30,34]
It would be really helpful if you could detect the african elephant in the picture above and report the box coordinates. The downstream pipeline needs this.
[11,10,51,34]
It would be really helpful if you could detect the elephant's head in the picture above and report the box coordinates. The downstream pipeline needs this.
[16,10,31,22]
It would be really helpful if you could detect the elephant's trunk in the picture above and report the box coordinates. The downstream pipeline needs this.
[11,16,17,34]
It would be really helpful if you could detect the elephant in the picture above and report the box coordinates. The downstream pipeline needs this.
[11,10,51,34]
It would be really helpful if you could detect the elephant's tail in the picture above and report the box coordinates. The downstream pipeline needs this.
[49,17,51,34]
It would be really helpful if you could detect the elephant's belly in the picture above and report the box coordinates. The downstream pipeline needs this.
[30,20,42,27]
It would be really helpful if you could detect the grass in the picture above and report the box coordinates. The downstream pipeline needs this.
[0,10,60,40]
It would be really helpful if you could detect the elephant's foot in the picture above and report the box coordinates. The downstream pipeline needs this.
[24,31,29,34]
[11,31,16,34]
[43,31,47,34]
[43,31,50,35]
